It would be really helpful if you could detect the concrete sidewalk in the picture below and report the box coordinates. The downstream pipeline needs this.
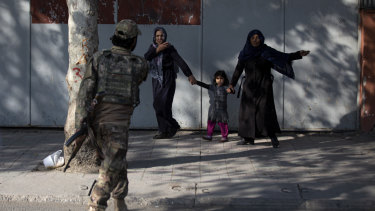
[1,128,375,210]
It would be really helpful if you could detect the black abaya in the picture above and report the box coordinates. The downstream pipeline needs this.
[231,53,301,139]
[144,45,193,134]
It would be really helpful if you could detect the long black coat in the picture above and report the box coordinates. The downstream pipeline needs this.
[144,44,192,133]
[231,53,301,139]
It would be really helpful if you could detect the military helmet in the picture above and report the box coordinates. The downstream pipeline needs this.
[114,19,141,39]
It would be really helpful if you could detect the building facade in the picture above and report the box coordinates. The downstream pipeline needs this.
[0,0,374,131]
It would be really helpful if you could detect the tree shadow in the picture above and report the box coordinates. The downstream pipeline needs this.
[127,129,375,202]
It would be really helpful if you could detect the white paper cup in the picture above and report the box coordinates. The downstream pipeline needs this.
[43,155,55,168]
[56,156,65,167]
[43,150,63,168]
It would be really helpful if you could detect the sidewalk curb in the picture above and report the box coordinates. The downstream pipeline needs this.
[196,198,375,210]
[0,194,87,204]
[2,194,375,210]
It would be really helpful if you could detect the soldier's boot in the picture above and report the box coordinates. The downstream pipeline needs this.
[88,195,107,211]
[88,206,105,211]
[114,199,128,211]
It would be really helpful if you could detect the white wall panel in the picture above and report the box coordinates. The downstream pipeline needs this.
[30,24,69,126]
[0,0,30,126]
[284,0,359,130]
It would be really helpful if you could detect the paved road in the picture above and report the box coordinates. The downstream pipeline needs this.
[1,128,375,210]
[0,200,264,211]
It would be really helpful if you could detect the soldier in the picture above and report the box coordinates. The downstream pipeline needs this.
[75,19,148,211]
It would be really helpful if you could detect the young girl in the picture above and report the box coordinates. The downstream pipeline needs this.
[196,70,232,142]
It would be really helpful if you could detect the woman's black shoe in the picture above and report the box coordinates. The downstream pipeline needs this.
[237,138,255,145]
[271,137,279,148]
[167,127,178,138]
[245,138,255,145]
[153,132,169,139]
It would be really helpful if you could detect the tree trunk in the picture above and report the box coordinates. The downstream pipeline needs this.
[64,0,99,173]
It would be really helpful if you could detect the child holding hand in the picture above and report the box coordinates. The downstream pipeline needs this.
[196,70,233,142]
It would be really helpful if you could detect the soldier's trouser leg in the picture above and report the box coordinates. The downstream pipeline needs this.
[88,122,129,210]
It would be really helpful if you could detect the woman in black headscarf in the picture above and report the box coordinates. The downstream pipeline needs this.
[144,27,197,139]
[228,29,309,148]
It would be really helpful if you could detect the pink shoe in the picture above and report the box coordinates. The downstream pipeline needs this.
[220,137,228,142]
[202,135,212,141]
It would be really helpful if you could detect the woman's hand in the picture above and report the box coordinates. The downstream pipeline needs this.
[227,85,235,94]
[188,75,197,85]
[300,50,310,57]
[156,42,170,53]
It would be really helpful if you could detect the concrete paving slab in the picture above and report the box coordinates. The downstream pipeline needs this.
[1,129,375,210]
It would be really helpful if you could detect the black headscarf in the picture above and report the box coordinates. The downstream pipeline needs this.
[238,29,295,79]
[238,29,265,62]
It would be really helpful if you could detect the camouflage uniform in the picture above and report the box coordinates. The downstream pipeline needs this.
[75,20,148,211]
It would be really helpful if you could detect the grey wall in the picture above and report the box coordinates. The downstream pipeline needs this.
[0,0,30,126]
[283,0,359,130]
[31,24,69,126]
[0,0,360,130]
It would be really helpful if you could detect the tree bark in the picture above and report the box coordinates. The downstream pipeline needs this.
[64,0,99,173]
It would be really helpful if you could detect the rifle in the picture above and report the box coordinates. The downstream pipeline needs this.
[63,92,104,172]
[64,122,88,147]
